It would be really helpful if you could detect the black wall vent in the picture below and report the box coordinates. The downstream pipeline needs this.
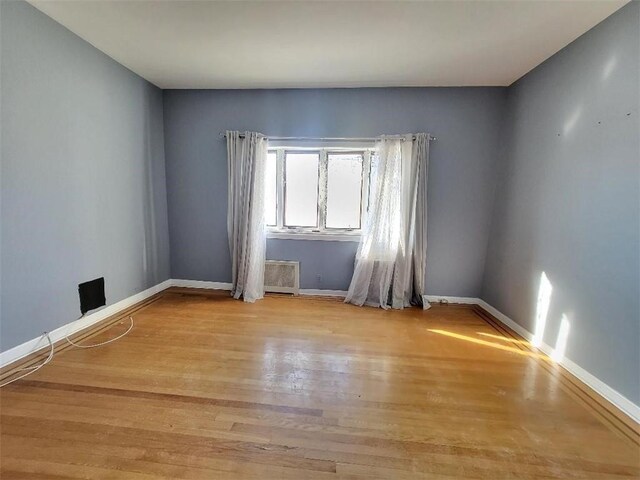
[78,277,106,315]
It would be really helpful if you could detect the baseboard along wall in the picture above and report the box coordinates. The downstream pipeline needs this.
[0,279,172,369]
[1,278,637,432]
[476,299,640,425]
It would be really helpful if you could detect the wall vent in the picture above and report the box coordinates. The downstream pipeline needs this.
[264,260,299,295]
[78,277,106,315]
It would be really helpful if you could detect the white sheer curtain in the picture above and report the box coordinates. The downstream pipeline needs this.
[345,133,431,310]
[226,131,267,303]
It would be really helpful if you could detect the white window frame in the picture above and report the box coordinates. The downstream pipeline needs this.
[266,146,373,242]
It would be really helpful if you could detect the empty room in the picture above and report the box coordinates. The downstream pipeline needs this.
[1,0,639,478]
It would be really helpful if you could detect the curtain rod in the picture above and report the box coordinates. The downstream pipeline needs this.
[219,133,437,142]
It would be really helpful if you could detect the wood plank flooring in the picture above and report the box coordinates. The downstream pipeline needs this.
[1,290,638,479]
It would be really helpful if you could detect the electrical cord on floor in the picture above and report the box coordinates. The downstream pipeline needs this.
[0,332,54,388]
[64,315,134,349]
[0,315,134,388]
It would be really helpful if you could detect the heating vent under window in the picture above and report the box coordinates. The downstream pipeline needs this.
[264,260,299,295]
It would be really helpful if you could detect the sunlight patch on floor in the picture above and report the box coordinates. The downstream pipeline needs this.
[428,329,547,360]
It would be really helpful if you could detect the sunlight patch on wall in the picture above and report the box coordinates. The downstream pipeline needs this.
[562,107,582,136]
[533,272,552,348]
[602,55,617,81]
[551,315,571,362]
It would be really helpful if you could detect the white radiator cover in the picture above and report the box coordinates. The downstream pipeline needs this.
[264,260,300,295]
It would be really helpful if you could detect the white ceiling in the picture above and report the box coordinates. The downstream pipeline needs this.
[29,0,628,89]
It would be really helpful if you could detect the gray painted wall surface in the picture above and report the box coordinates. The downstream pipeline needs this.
[482,2,640,403]
[163,87,506,293]
[4,0,636,408]
[266,240,359,291]
[0,0,170,350]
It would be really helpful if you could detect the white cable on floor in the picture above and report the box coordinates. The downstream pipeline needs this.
[64,315,134,349]
[0,315,134,388]
[0,332,54,388]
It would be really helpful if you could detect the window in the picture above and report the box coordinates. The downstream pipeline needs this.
[326,153,363,229]
[265,146,372,240]
[285,152,319,227]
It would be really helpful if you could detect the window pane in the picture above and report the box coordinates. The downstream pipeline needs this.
[265,152,277,226]
[285,152,319,227]
[326,153,363,229]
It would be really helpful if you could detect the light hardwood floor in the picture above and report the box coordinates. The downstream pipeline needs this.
[1,289,638,479]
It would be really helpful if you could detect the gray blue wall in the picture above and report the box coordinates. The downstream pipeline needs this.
[0,0,170,350]
[163,88,507,294]
[2,0,636,408]
[482,2,639,403]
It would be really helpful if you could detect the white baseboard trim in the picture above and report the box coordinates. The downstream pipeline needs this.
[169,281,347,298]
[4,277,636,425]
[171,279,233,291]
[426,295,480,305]
[297,291,482,302]
[299,289,348,297]
[477,299,640,424]
[168,281,482,305]
[0,279,172,369]
[476,300,534,341]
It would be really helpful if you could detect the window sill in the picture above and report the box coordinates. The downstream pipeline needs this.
[266,230,361,242]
